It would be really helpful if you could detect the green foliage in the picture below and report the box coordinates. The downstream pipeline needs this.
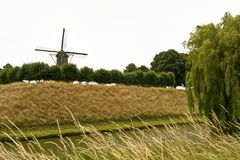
[167,72,176,86]
[0,64,20,84]
[144,71,159,86]
[109,69,124,83]
[3,63,13,69]
[135,70,145,86]
[0,63,175,87]
[124,63,137,72]
[0,69,7,84]
[158,72,176,87]
[151,49,187,86]
[79,66,94,82]
[93,69,112,83]
[138,65,149,72]
[123,70,145,86]
[18,62,49,80]
[61,64,79,81]
[186,12,240,131]
[123,72,137,85]
[45,65,62,80]
[6,67,21,83]
[123,70,175,87]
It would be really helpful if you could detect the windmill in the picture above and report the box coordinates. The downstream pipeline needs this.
[35,28,88,66]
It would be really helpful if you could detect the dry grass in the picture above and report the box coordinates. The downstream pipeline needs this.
[0,82,188,127]
[0,116,240,160]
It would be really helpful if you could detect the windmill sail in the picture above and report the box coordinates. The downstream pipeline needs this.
[35,28,88,66]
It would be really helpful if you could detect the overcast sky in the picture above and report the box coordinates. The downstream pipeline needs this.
[0,0,240,70]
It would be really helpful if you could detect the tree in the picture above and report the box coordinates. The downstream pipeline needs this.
[3,63,13,69]
[0,65,19,84]
[123,72,137,85]
[62,64,79,81]
[150,49,187,86]
[0,69,7,84]
[123,70,145,86]
[6,67,21,83]
[93,69,112,83]
[186,12,240,132]
[138,65,149,72]
[19,62,49,80]
[79,66,94,82]
[135,70,145,86]
[109,69,124,83]
[158,72,175,87]
[45,65,62,80]
[124,63,137,73]
[144,71,159,86]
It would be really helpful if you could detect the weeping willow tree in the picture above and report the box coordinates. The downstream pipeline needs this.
[186,12,240,132]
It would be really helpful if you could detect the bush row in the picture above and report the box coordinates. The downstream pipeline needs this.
[0,62,175,87]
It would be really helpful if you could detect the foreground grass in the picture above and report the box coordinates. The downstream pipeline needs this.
[0,82,188,127]
[0,116,240,160]
[0,115,202,142]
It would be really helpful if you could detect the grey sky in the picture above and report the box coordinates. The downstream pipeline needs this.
[0,0,239,70]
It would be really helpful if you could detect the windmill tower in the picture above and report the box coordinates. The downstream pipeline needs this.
[35,28,88,66]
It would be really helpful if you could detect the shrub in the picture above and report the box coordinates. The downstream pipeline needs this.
[144,71,159,86]
[109,69,124,84]
[0,69,7,84]
[6,67,21,83]
[137,65,149,72]
[79,66,94,82]
[135,70,145,86]
[45,65,62,81]
[0,62,175,87]
[61,64,79,81]
[166,72,176,86]
[18,62,49,80]
[124,63,137,73]
[123,72,137,85]
[93,69,112,83]
[158,72,176,87]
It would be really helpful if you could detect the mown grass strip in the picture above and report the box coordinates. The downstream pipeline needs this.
[0,115,202,142]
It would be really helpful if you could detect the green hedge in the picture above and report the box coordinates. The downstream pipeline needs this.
[0,63,175,87]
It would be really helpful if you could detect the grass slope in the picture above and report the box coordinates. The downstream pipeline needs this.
[0,82,188,127]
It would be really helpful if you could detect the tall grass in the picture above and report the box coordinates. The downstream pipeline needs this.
[1,116,240,160]
[0,82,188,127]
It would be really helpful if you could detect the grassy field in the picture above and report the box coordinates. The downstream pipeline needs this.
[1,82,233,159]
[0,82,188,128]
[0,117,239,160]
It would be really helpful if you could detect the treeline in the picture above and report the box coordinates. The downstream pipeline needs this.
[0,62,175,87]
[125,49,187,86]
